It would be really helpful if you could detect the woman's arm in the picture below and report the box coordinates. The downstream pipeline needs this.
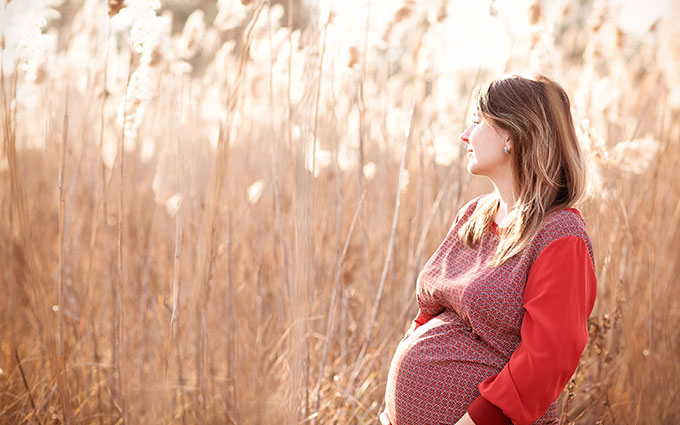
[467,236,597,425]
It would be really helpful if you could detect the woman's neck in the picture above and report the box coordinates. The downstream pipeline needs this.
[492,180,519,226]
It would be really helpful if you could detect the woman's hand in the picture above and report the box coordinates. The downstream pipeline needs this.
[454,412,477,425]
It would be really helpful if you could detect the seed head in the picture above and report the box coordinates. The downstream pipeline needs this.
[529,0,541,25]
[178,9,205,60]
[347,45,360,69]
[108,0,126,18]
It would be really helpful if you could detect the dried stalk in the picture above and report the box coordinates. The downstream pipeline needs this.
[287,0,294,154]
[226,211,239,424]
[312,189,366,423]
[403,137,425,296]
[90,316,104,425]
[85,25,112,296]
[311,3,332,173]
[57,91,70,423]
[136,203,157,421]
[15,349,43,425]
[347,100,416,396]
[165,77,184,415]
[113,51,134,424]
[252,222,265,425]
[356,0,371,350]
[266,0,290,298]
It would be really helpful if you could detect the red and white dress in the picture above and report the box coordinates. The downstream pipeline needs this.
[383,195,597,425]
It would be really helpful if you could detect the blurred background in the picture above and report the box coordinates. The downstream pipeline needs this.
[1,0,679,423]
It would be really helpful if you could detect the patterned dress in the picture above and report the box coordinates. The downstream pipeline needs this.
[383,195,597,425]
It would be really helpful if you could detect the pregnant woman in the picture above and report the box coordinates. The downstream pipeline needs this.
[380,74,597,425]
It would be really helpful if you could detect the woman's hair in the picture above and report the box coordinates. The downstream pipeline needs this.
[458,73,588,267]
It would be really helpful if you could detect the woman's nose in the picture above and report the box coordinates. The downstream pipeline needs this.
[460,125,471,144]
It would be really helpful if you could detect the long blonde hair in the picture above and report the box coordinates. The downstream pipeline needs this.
[458,73,588,267]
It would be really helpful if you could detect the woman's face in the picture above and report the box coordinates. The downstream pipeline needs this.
[459,111,511,178]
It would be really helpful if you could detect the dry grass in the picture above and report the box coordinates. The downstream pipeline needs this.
[1,0,679,424]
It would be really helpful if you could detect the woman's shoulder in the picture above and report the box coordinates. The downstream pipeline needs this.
[539,207,589,236]
[530,206,595,263]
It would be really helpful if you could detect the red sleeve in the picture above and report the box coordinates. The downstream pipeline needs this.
[413,309,434,330]
[467,236,597,425]
[401,309,434,342]
[413,309,432,328]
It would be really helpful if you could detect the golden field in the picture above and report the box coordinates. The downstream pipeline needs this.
[1,0,679,423]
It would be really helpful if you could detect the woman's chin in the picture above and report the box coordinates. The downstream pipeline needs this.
[466,162,479,175]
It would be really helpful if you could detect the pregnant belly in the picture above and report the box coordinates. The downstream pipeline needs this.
[384,312,500,425]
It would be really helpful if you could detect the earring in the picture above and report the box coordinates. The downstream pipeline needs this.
[504,146,509,154]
